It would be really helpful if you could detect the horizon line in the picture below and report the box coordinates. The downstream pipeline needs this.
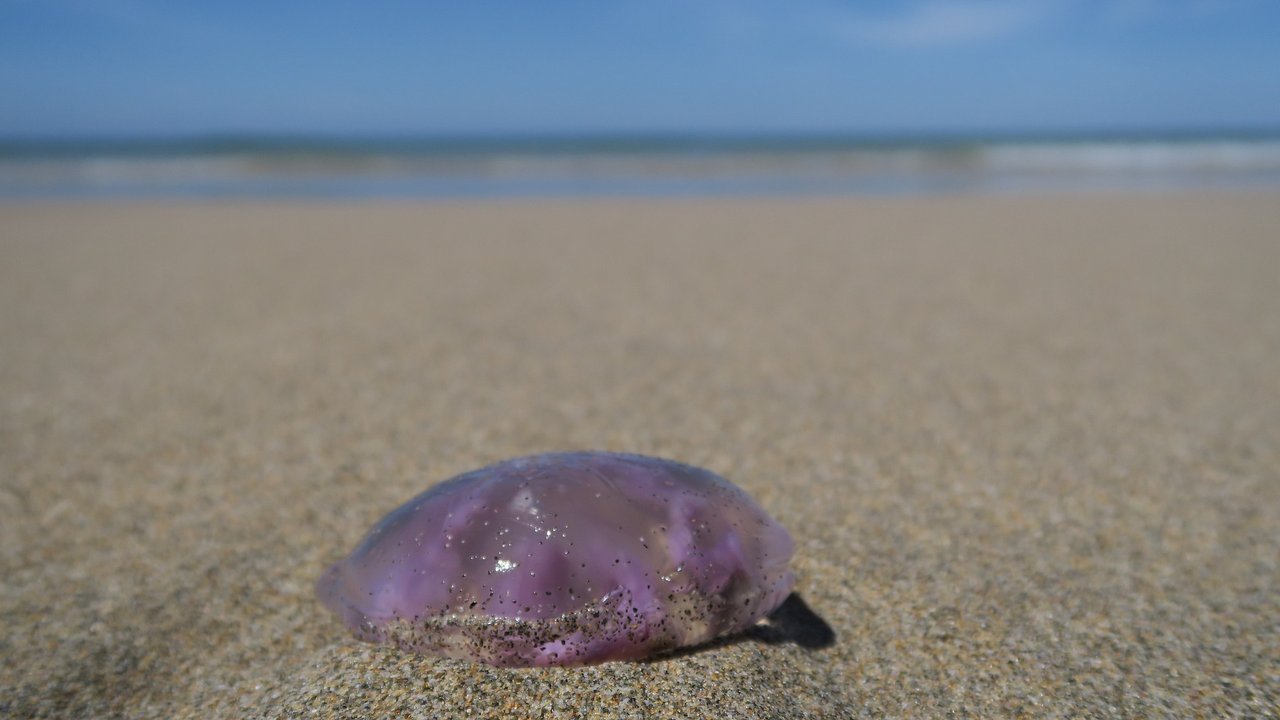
[4,123,1280,147]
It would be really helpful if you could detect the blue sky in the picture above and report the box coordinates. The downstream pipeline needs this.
[2,0,1279,137]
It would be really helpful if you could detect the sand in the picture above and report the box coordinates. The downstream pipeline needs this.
[1,192,1278,718]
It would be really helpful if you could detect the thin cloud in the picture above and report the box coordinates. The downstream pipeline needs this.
[834,0,1059,48]
[1103,0,1254,25]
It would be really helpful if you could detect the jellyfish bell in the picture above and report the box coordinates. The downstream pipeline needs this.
[317,451,795,666]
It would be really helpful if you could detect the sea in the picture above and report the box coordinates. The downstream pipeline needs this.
[3,131,1280,200]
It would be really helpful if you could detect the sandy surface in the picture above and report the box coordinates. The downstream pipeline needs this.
[2,193,1278,718]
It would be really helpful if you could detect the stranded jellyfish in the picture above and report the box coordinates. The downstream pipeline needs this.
[316,451,795,666]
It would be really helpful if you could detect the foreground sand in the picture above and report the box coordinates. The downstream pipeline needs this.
[2,193,1277,718]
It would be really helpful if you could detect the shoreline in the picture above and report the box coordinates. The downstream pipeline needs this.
[4,134,1280,202]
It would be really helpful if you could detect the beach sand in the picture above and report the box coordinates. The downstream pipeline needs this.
[2,193,1277,718]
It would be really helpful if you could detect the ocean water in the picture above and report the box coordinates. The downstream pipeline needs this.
[3,132,1280,200]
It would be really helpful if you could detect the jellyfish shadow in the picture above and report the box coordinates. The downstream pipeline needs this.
[646,592,835,663]
[743,593,836,649]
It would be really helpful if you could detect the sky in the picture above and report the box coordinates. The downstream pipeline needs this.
[2,0,1279,138]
